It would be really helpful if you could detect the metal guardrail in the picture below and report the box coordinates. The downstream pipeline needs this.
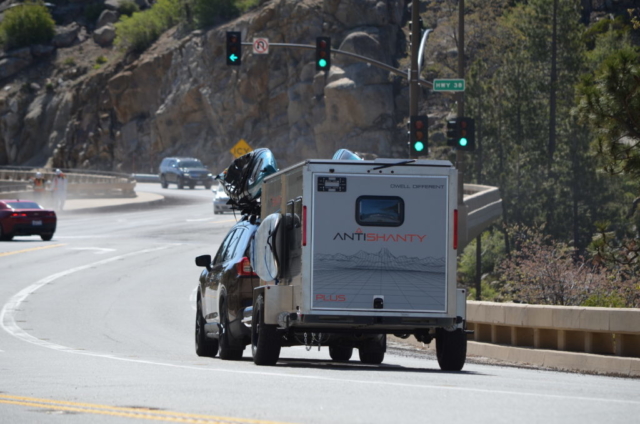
[467,301,640,359]
[0,166,135,196]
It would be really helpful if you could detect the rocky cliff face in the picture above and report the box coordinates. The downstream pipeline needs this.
[0,0,408,174]
[1,0,635,174]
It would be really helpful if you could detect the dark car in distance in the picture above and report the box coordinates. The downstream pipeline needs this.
[194,219,260,359]
[0,200,56,241]
[159,157,214,189]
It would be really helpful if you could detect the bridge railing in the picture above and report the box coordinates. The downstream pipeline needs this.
[0,166,136,197]
[467,301,640,359]
[457,184,503,249]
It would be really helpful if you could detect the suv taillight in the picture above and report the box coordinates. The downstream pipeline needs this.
[236,257,257,277]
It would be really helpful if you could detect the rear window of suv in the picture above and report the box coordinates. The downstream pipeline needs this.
[179,160,204,168]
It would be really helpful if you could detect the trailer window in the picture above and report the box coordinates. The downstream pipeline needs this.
[356,196,404,227]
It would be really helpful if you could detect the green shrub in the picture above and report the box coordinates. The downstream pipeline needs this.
[188,0,238,29]
[96,55,108,64]
[0,2,55,49]
[118,0,140,17]
[85,3,106,23]
[234,0,259,13]
[115,0,181,53]
[63,57,76,66]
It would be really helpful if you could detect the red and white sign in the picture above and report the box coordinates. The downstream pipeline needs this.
[252,38,269,55]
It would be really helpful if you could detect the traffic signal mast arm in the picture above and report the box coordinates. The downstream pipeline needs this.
[240,41,434,89]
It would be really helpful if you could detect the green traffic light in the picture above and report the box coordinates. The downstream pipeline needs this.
[414,141,425,152]
[459,138,468,147]
[318,58,327,68]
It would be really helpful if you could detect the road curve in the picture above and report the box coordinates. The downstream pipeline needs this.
[0,183,638,424]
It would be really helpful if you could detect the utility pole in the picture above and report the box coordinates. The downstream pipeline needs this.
[408,0,421,157]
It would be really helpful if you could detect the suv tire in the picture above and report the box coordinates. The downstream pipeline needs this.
[195,298,218,357]
[435,328,467,371]
[329,345,353,362]
[218,297,243,360]
[160,175,168,189]
[358,334,386,365]
[251,294,281,365]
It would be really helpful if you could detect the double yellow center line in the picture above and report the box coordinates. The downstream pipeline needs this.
[0,394,295,424]
[0,244,66,257]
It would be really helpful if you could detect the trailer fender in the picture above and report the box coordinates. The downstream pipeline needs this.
[253,285,294,325]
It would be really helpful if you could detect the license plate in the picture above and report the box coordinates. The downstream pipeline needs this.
[32,220,42,226]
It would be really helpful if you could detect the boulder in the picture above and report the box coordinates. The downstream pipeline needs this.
[97,10,118,28]
[94,25,116,47]
[31,44,55,58]
[0,57,32,80]
[6,47,32,61]
[52,23,80,48]
[104,0,148,11]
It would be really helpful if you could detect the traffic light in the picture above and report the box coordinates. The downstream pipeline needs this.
[226,31,241,66]
[410,116,428,155]
[446,117,476,151]
[446,119,458,146]
[456,117,475,151]
[316,37,331,71]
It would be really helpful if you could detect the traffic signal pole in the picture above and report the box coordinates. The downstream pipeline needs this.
[457,0,465,204]
[409,0,421,158]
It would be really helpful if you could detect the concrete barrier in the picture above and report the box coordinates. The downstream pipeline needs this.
[466,301,640,358]
[0,167,135,197]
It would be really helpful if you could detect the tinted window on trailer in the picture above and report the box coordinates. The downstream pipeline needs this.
[356,196,404,227]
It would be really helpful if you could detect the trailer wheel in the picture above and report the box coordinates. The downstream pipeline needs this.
[251,294,281,365]
[329,346,353,362]
[435,328,467,371]
[195,298,218,357]
[218,297,243,360]
[358,334,386,365]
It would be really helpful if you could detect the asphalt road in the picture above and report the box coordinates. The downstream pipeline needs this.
[1,183,638,424]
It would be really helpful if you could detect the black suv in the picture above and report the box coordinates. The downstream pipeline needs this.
[159,157,214,189]
[195,219,260,359]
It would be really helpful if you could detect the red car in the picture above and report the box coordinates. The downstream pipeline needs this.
[0,200,56,241]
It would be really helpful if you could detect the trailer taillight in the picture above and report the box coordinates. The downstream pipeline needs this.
[453,209,458,250]
[236,257,257,276]
[302,205,307,247]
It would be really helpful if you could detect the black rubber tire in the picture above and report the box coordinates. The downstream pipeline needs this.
[251,294,281,366]
[204,183,212,190]
[358,334,386,365]
[218,297,243,360]
[195,298,218,357]
[435,328,467,371]
[189,184,195,189]
[160,175,168,189]
[40,233,54,241]
[177,180,184,189]
[329,345,353,362]
[0,225,13,241]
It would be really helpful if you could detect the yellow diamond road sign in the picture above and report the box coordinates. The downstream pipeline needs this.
[230,139,253,158]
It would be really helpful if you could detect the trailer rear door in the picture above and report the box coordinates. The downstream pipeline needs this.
[311,173,450,313]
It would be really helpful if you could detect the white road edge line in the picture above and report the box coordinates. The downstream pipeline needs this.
[1,250,639,406]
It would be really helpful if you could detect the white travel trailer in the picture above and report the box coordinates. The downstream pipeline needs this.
[249,158,467,370]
